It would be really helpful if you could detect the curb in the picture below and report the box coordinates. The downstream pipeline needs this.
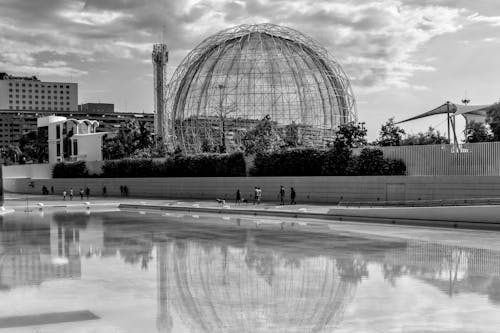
[118,204,500,231]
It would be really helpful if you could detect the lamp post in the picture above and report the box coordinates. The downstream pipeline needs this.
[446,101,451,144]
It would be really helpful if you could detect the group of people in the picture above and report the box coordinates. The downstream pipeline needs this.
[62,187,90,201]
[120,185,129,197]
[41,185,54,195]
[234,186,296,205]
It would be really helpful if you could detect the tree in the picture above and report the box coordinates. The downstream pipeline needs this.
[283,122,301,148]
[377,117,405,146]
[322,140,352,175]
[102,119,157,159]
[18,129,49,163]
[334,122,367,148]
[401,127,449,145]
[486,103,500,141]
[242,115,284,155]
[466,121,493,143]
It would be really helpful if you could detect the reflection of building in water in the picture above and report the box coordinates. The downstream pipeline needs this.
[0,213,92,290]
[155,231,360,333]
[382,240,500,302]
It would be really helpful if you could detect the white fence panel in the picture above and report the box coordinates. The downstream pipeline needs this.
[361,142,500,176]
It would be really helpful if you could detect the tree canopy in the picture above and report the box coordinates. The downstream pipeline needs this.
[400,126,449,145]
[377,117,405,146]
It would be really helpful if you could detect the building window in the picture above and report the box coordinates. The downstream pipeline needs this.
[56,124,60,139]
[15,89,18,92]
[73,140,78,155]
[22,83,25,87]
[15,83,19,86]
[22,95,25,98]
[16,100,19,104]
[9,94,12,98]
[56,143,61,156]
[9,88,12,92]
[9,83,12,86]
[9,100,12,104]
[28,83,32,87]
[48,96,51,99]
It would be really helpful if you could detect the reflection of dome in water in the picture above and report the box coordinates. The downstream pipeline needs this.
[156,237,357,333]
[166,23,357,153]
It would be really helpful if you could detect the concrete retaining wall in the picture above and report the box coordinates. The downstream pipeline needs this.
[2,164,52,179]
[5,176,500,203]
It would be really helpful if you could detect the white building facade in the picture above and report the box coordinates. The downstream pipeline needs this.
[0,72,78,112]
[37,116,107,164]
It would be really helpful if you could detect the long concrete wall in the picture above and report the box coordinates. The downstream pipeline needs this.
[5,176,500,203]
[2,163,52,179]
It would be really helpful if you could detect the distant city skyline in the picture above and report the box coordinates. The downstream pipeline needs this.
[1,0,500,139]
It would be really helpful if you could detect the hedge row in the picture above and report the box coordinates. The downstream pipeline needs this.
[52,161,88,178]
[250,148,406,176]
[52,152,247,178]
[101,152,246,177]
[52,149,406,178]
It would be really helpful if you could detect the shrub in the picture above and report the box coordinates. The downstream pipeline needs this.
[100,152,246,178]
[250,149,326,176]
[251,147,406,176]
[322,142,352,176]
[348,148,406,176]
[52,161,88,178]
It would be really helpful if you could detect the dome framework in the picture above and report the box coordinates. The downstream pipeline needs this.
[165,23,357,153]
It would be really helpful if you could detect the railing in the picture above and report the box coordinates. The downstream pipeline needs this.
[355,142,500,176]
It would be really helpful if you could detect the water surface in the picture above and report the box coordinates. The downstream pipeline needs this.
[0,209,499,332]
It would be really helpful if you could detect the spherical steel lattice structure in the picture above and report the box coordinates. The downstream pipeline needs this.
[165,23,357,153]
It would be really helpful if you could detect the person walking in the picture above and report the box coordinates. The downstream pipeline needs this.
[102,185,107,197]
[124,185,129,197]
[290,187,296,205]
[69,188,74,201]
[51,186,54,194]
[79,188,84,200]
[279,186,285,205]
[85,187,90,200]
[120,185,124,196]
[62,190,67,201]
[236,189,241,205]
[256,187,262,205]
[253,187,258,205]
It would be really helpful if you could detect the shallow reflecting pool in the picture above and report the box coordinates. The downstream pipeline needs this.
[0,209,499,332]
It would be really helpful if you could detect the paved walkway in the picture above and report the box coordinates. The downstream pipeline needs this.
[5,193,500,230]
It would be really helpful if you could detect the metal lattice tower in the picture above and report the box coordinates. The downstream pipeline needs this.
[166,23,357,153]
[152,43,169,142]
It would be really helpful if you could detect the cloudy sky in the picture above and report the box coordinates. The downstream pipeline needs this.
[1,0,500,139]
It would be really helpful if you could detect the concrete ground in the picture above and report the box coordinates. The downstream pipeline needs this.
[5,192,500,231]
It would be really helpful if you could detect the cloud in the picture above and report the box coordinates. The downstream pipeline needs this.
[468,13,500,26]
[0,0,498,94]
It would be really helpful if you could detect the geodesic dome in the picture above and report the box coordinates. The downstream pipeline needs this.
[165,23,357,153]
